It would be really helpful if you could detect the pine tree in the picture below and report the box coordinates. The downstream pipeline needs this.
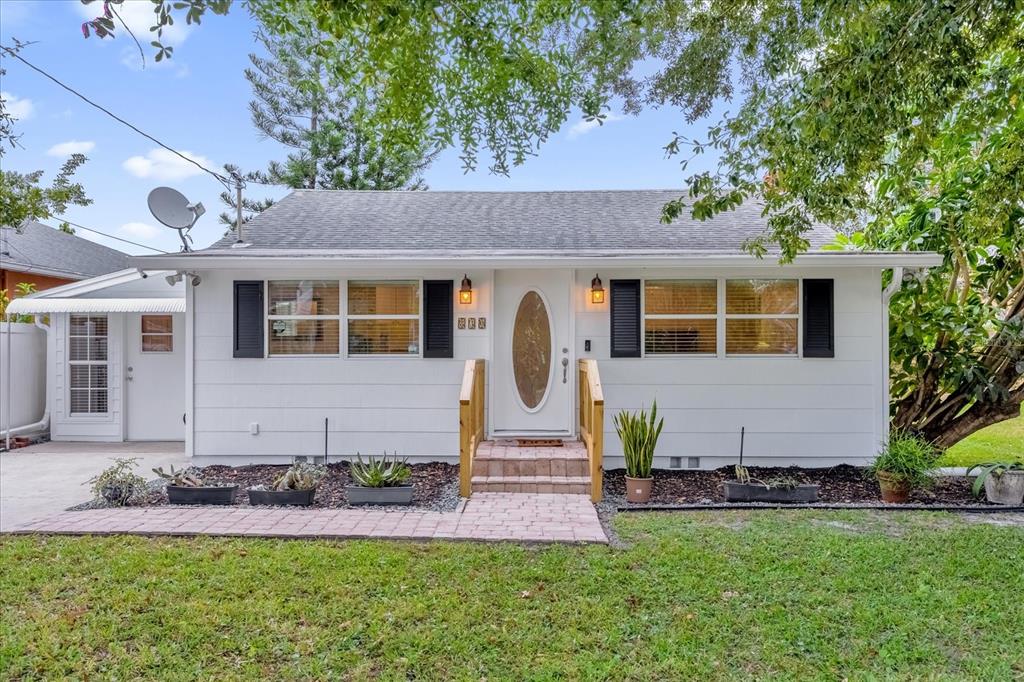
[220,21,433,228]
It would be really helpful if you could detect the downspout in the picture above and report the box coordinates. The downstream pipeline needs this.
[1,315,51,444]
[879,267,904,446]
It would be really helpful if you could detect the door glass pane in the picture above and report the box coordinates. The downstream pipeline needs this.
[512,291,552,410]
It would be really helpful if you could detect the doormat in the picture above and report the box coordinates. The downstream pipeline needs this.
[515,439,565,448]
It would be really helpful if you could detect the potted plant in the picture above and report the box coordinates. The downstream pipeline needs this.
[967,461,1024,506]
[613,400,664,503]
[345,452,414,505]
[248,462,326,506]
[153,464,239,505]
[867,431,939,503]
[722,428,819,502]
[85,457,146,506]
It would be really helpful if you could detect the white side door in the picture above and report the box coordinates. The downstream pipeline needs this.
[125,312,185,441]
[492,270,573,436]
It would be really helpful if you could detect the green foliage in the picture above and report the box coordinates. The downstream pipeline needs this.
[868,431,940,489]
[274,461,326,491]
[1,282,37,322]
[152,464,204,488]
[0,155,92,230]
[613,401,664,479]
[86,458,146,506]
[966,461,1024,498]
[349,452,411,488]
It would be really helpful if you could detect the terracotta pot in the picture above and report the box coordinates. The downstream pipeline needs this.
[625,476,653,503]
[876,471,911,503]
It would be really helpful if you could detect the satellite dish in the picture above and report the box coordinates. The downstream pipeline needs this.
[147,186,205,252]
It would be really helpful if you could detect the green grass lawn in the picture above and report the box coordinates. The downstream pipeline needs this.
[940,407,1024,467]
[2,511,1022,680]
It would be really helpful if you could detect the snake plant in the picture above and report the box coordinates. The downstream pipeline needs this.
[613,400,664,479]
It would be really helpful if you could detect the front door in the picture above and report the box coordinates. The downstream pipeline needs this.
[125,312,185,441]
[492,270,573,436]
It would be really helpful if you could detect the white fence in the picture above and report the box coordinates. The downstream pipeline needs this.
[1,322,46,431]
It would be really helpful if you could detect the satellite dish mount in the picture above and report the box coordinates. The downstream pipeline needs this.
[147,186,205,252]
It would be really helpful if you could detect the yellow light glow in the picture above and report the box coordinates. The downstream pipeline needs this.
[591,288,605,304]
[459,289,473,304]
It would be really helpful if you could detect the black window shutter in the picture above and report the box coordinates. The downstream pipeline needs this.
[610,279,641,358]
[233,281,264,358]
[423,280,454,358]
[803,279,834,358]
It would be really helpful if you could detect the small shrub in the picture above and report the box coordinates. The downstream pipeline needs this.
[86,458,146,506]
[152,464,205,487]
[613,400,664,479]
[349,452,411,488]
[868,430,940,488]
[274,462,326,491]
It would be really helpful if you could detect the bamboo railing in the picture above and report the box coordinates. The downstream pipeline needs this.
[459,359,486,497]
[578,359,604,502]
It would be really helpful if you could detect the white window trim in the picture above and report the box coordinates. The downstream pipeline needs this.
[641,279,720,358]
[723,278,802,358]
[264,280,342,358]
[68,314,110,415]
[345,278,424,359]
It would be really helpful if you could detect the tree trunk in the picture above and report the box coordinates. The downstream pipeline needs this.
[919,392,1022,448]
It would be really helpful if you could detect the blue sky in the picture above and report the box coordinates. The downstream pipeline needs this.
[1,0,723,255]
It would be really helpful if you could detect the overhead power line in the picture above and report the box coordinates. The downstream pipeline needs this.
[59,220,170,254]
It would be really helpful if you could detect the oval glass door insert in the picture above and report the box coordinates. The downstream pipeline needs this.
[512,290,552,410]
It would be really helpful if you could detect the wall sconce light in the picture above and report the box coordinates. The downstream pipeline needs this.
[590,274,605,304]
[459,274,473,304]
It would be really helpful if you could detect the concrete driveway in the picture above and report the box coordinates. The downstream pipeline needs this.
[0,441,187,531]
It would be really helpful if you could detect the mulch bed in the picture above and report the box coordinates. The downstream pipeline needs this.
[133,462,460,511]
[603,465,990,507]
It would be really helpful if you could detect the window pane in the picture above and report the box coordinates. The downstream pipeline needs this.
[645,280,717,315]
[70,389,90,414]
[348,319,419,355]
[69,337,89,362]
[90,390,108,413]
[90,337,108,362]
[90,365,108,388]
[268,280,339,316]
[142,334,173,352]
[87,315,108,337]
[726,318,798,354]
[645,319,717,354]
[348,281,419,315]
[142,315,173,333]
[70,315,89,334]
[268,319,340,355]
[70,364,90,388]
[726,280,798,315]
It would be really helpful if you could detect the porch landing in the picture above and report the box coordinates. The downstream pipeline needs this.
[6,493,607,544]
[471,440,591,494]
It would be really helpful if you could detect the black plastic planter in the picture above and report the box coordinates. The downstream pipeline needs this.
[248,488,317,506]
[722,481,819,503]
[345,485,414,506]
[166,484,239,505]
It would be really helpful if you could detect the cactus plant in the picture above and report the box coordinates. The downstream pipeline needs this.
[274,462,326,491]
[349,452,411,488]
[152,464,205,487]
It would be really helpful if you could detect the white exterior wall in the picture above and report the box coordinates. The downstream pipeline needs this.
[189,264,886,469]
[576,266,885,469]
[188,269,492,465]
[0,322,46,431]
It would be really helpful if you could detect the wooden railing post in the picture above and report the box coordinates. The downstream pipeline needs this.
[578,359,604,502]
[459,359,485,498]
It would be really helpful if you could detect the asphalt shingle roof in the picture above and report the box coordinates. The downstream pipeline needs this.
[207,190,837,254]
[1,221,129,279]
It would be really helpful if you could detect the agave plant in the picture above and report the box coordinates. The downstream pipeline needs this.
[349,452,412,488]
[613,401,664,479]
[966,461,1024,497]
[274,462,326,491]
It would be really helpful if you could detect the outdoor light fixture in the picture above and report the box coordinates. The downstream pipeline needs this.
[459,274,473,304]
[590,274,605,304]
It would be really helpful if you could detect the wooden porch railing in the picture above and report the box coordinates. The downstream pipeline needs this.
[459,359,486,497]
[578,359,604,502]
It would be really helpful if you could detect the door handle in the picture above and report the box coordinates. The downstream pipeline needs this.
[561,357,569,383]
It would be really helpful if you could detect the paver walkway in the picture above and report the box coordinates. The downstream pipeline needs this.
[6,492,607,544]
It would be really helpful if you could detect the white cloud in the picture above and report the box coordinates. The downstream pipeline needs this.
[567,113,624,140]
[122,148,217,181]
[120,222,161,239]
[76,1,191,48]
[47,140,96,156]
[1,92,34,121]
[118,45,191,77]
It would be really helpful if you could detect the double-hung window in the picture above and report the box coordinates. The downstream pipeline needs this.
[725,279,799,355]
[68,314,108,414]
[643,280,718,355]
[267,280,340,355]
[347,280,420,355]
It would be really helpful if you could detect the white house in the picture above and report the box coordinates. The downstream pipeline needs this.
[126,189,940,488]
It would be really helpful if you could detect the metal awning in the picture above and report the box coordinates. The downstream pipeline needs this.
[6,298,185,314]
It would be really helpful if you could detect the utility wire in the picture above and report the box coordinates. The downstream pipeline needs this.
[60,220,170,253]
[0,45,234,192]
